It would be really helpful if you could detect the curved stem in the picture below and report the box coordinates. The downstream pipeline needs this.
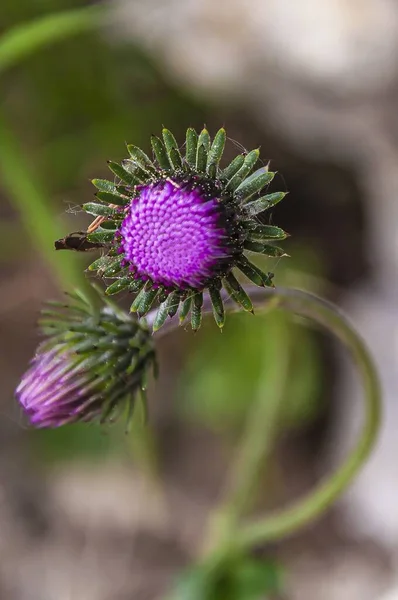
[150,286,381,548]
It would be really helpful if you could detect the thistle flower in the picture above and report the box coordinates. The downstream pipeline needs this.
[81,127,288,331]
[15,290,156,428]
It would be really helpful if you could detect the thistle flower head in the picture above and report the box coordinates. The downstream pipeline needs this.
[15,290,156,428]
[79,127,288,331]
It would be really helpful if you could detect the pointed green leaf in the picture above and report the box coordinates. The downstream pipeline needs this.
[102,257,125,277]
[130,286,147,313]
[246,224,288,241]
[223,272,253,312]
[99,220,118,231]
[107,160,142,186]
[196,128,210,171]
[209,286,225,329]
[153,293,177,332]
[226,149,260,192]
[162,128,183,170]
[221,154,245,181]
[167,291,180,318]
[206,128,226,177]
[235,168,275,200]
[120,159,148,183]
[127,144,156,173]
[237,256,268,287]
[244,191,287,217]
[185,128,198,168]
[151,135,171,170]
[191,292,203,331]
[179,295,192,324]
[105,277,131,295]
[87,229,115,243]
[95,191,128,206]
[83,203,119,218]
[244,241,288,257]
[133,287,158,316]
[91,178,115,193]
[88,255,114,272]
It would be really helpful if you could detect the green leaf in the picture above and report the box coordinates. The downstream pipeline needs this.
[162,128,183,170]
[185,128,198,169]
[102,257,125,277]
[191,292,203,331]
[153,294,177,332]
[86,229,114,243]
[119,160,148,184]
[246,224,287,241]
[238,256,274,287]
[105,277,131,295]
[226,149,260,192]
[167,291,181,318]
[83,203,119,218]
[243,241,288,257]
[196,128,210,171]
[179,295,192,324]
[95,191,128,206]
[106,160,140,186]
[223,273,253,312]
[244,192,287,216]
[207,128,226,177]
[235,168,275,201]
[126,145,156,173]
[88,256,114,272]
[221,154,245,181]
[131,287,158,315]
[209,286,225,329]
[151,135,171,170]
[91,178,115,193]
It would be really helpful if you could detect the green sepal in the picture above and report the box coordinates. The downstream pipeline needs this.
[206,128,226,177]
[107,160,142,186]
[246,224,288,241]
[98,220,118,231]
[105,277,131,295]
[102,257,125,277]
[243,191,287,217]
[196,129,210,171]
[209,286,225,329]
[151,135,171,170]
[185,128,198,168]
[223,272,253,312]
[153,294,176,332]
[167,291,180,318]
[179,295,192,324]
[226,149,260,192]
[237,256,272,287]
[91,178,115,193]
[244,240,288,257]
[87,229,115,243]
[95,191,128,206]
[120,160,148,183]
[191,292,203,331]
[131,287,158,316]
[162,128,183,170]
[235,168,275,201]
[221,154,245,181]
[126,144,156,173]
[88,256,114,272]
[83,203,119,218]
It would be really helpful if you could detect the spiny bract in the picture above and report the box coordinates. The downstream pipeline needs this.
[82,127,288,331]
[15,290,156,428]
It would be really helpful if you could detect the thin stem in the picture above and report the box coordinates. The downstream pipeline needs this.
[149,286,381,548]
[0,111,84,290]
[205,308,289,551]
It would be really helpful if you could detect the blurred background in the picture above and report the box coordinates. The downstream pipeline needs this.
[1,1,398,598]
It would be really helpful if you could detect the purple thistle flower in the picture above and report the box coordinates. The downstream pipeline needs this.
[66,127,289,331]
[15,291,156,428]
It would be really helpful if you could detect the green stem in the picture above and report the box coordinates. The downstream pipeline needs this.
[0,111,84,289]
[151,286,381,550]
[206,308,289,550]
[0,5,106,73]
